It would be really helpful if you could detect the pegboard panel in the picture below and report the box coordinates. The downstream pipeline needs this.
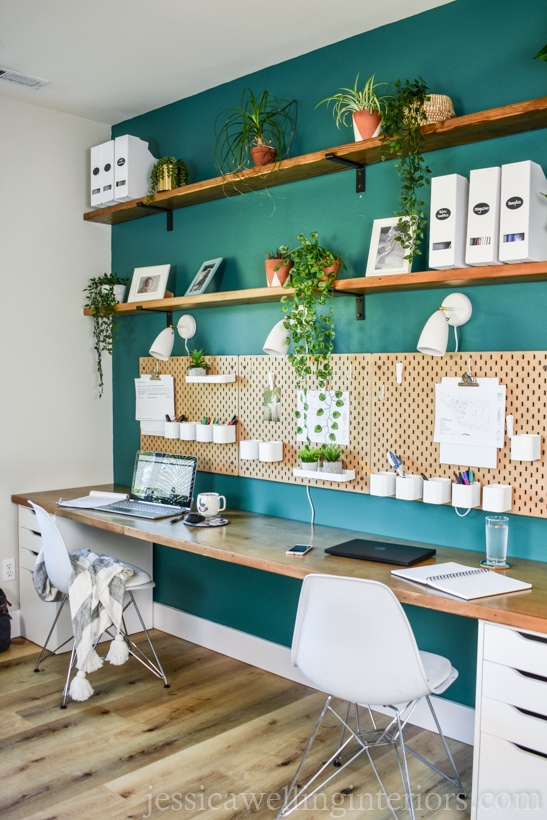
[370,351,547,518]
[139,356,239,475]
[238,354,372,492]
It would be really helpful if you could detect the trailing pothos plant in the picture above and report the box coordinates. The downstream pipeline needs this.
[380,77,431,264]
[279,232,345,442]
[83,272,128,397]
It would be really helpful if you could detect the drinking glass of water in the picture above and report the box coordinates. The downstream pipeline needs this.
[484,515,509,568]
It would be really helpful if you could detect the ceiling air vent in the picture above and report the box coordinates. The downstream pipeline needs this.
[0,67,49,89]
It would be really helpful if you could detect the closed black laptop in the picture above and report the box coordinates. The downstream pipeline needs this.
[324,539,436,567]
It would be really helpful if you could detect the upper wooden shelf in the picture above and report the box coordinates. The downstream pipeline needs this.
[83,262,547,316]
[83,96,547,226]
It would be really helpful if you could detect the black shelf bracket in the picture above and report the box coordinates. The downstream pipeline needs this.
[136,307,173,325]
[325,153,365,193]
[355,294,365,321]
[136,202,174,231]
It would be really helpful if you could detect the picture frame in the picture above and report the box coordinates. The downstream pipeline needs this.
[365,217,413,276]
[185,258,223,296]
[127,264,171,302]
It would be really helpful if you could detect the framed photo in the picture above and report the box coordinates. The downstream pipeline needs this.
[185,258,223,296]
[127,264,171,302]
[366,217,413,276]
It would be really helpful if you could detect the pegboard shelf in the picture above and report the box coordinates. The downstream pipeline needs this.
[186,374,236,383]
[293,468,356,482]
[84,96,547,226]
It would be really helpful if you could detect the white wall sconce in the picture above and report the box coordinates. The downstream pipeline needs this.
[149,314,197,361]
[263,319,289,357]
[417,293,472,356]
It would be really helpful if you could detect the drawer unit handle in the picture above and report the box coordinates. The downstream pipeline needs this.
[517,706,547,723]
[518,667,547,684]
[518,631,547,646]
[515,742,547,760]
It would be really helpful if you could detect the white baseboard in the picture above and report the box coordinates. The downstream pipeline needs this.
[10,609,21,638]
[153,603,475,745]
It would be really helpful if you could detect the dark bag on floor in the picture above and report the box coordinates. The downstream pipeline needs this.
[0,588,12,652]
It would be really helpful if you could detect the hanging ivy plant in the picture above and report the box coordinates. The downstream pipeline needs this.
[83,272,128,397]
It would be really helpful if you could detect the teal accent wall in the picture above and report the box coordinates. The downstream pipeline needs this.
[110,0,547,707]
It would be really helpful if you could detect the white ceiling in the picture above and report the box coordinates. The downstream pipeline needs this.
[0,0,452,125]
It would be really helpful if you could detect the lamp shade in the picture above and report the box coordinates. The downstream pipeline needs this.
[417,310,449,356]
[263,320,289,357]
[149,327,175,360]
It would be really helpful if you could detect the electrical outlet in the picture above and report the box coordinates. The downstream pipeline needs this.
[2,558,16,582]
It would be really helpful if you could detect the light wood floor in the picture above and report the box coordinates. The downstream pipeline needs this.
[1,633,473,819]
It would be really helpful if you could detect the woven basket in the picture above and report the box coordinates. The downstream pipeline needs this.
[424,94,455,124]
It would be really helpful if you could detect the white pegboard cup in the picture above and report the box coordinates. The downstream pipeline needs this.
[422,477,452,505]
[451,481,481,509]
[370,472,396,497]
[213,424,236,444]
[259,441,283,462]
[240,440,262,460]
[510,434,541,461]
[179,421,196,440]
[164,421,180,439]
[395,474,423,501]
[195,424,214,442]
[482,484,512,513]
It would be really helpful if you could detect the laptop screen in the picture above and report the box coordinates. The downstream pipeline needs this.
[130,451,197,507]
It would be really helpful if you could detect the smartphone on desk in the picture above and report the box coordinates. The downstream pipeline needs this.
[286,544,313,556]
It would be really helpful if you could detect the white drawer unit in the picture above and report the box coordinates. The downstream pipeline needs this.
[17,505,154,650]
[472,621,547,819]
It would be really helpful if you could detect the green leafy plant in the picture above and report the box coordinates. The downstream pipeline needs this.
[380,77,432,263]
[84,272,129,397]
[316,73,389,127]
[145,157,189,205]
[188,349,209,371]
[214,88,297,174]
[320,443,344,462]
[279,232,344,442]
[298,445,322,464]
[266,248,292,260]
[534,43,547,60]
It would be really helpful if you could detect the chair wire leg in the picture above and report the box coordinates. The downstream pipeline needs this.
[402,695,463,790]
[123,591,169,687]
[60,644,78,709]
[34,595,70,671]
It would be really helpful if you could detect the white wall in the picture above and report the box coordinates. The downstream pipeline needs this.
[0,97,112,607]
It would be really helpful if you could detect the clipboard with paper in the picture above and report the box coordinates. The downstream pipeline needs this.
[434,378,506,469]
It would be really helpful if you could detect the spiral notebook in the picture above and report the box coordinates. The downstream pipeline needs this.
[391,561,532,600]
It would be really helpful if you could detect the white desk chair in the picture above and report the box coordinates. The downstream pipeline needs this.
[278,574,464,819]
[30,502,168,708]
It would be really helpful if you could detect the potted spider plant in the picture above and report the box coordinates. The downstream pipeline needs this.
[84,272,129,397]
[265,248,293,287]
[380,77,432,264]
[214,88,297,174]
[298,444,322,471]
[316,73,389,141]
[145,156,189,205]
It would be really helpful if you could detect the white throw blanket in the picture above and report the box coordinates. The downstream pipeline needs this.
[33,548,133,701]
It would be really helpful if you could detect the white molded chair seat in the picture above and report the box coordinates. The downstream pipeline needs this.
[277,573,464,819]
[29,502,168,707]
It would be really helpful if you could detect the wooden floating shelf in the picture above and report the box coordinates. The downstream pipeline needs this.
[83,96,547,226]
[83,263,547,317]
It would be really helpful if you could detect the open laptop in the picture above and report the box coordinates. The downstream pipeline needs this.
[325,538,436,567]
[95,451,198,519]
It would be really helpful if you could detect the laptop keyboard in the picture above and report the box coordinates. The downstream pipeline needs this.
[109,500,182,515]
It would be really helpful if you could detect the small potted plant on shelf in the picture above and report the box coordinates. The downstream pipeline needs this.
[84,272,129,397]
[298,444,322,472]
[320,443,345,474]
[214,88,297,174]
[188,349,209,376]
[380,77,432,264]
[265,248,294,287]
[145,156,189,205]
[316,73,389,141]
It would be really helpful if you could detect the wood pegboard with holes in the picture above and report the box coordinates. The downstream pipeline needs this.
[369,351,547,518]
[238,354,372,492]
[139,356,239,475]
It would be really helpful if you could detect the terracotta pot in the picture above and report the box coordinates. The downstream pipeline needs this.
[352,110,382,141]
[265,258,293,287]
[318,257,341,283]
[251,145,277,167]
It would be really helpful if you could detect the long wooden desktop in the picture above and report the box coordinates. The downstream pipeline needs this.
[12,485,547,818]
[12,484,547,635]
